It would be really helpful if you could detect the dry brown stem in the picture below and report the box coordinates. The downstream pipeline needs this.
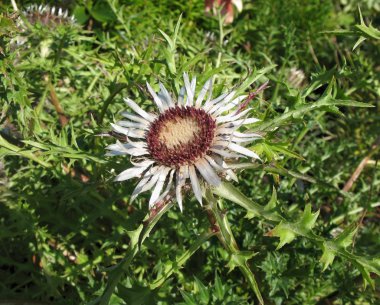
[48,82,69,127]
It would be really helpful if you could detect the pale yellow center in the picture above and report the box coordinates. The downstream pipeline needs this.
[158,117,200,149]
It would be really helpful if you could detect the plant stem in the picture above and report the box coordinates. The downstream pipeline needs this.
[96,199,174,305]
[11,0,18,11]
[48,82,69,127]
[205,189,264,304]
[215,11,224,71]
[97,83,128,125]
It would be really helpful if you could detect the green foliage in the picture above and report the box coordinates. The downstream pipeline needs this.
[178,273,249,305]
[1,0,379,305]
[324,7,380,50]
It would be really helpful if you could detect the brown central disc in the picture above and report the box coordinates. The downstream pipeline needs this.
[146,106,216,167]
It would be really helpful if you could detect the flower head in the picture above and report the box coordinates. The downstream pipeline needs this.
[11,4,77,50]
[205,0,243,24]
[22,4,76,28]
[107,73,262,210]
[287,68,306,89]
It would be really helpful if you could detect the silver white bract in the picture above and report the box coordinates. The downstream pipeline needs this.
[24,4,75,23]
[106,73,262,211]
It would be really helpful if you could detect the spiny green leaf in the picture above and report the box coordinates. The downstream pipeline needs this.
[197,64,230,83]
[319,76,336,101]
[244,210,257,220]
[269,205,319,249]
[138,201,174,248]
[320,105,345,116]
[22,140,50,150]
[335,223,357,249]
[226,252,263,304]
[353,36,367,51]
[265,186,277,211]
[302,68,336,98]
[321,29,357,36]
[194,277,210,304]
[270,222,296,249]
[269,143,305,160]
[235,65,276,96]
[355,7,380,40]
[125,227,143,247]
[320,242,336,271]
[227,251,256,272]
[214,272,225,301]
[180,290,198,305]
[162,47,176,74]
[116,284,155,305]
[213,182,267,219]
[355,262,375,290]
[172,14,182,46]
[159,29,175,50]
[0,135,51,167]
[325,99,373,108]
[355,24,380,40]
[299,204,319,231]
[179,51,210,75]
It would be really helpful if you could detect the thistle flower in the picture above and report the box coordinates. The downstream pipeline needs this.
[11,4,76,48]
[205,0,243,24]
[287,68,306,89]
[22,4,75,28]
[107,74,262,211]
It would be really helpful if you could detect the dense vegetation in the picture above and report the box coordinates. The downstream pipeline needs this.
[0,0,379,304]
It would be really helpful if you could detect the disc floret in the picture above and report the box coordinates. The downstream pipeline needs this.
[146,106,216,167]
